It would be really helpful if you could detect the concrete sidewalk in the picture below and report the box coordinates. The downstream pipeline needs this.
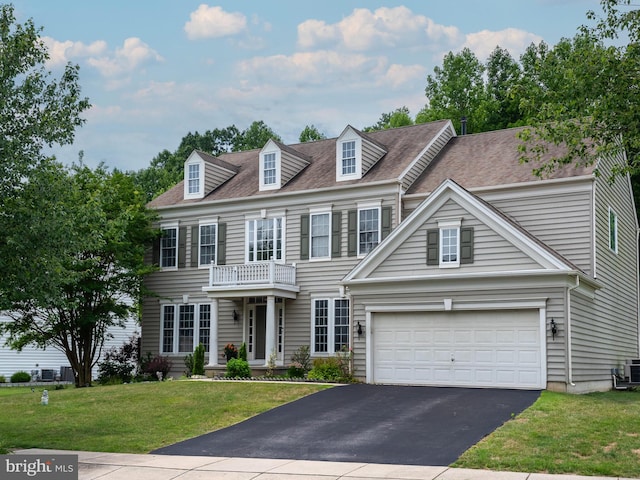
[16,449,633,480]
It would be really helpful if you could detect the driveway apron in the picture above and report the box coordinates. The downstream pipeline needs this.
[152,384,540,466]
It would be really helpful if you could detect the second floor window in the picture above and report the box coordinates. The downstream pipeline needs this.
[441,228,458,264]
[342,140,356,175]
[311,213,330,259]
[188,163,200,194]
[160,227,177,268]
[263,152,277,186]
[248,217,283,261]
[359,207,379,255]
[199,224,217,265]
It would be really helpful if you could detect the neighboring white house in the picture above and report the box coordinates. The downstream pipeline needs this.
[0,314,138,380]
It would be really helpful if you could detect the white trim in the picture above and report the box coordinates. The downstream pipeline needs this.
[357,205,382,257]
[608,206,618,254]
[184,156,205,200]
[197,222,218,268]
[260,148,281,191]
[159,223,179,271]
[336,127,363,181]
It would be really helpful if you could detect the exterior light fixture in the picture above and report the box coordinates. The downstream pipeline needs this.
[550,318,558,340]
[357,321,363,337]
[233,310,238,322]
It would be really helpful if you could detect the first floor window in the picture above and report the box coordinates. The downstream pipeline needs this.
[313,298,350,354]
[248,217,283,261]
[160,227,177,268]
[161,303,212,354]
[199,304,211,352]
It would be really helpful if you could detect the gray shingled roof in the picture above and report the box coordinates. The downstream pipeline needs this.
[149,121,593,208]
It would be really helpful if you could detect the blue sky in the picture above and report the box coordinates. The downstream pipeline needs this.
[12,0,601,171]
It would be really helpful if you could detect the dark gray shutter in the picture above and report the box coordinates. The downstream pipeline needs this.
[300,214,310,260]
[426,228,439,265]
[347,209,357,257]
[331,211,342,257]
[381,206,392,240]
[178,226,187,268]
[460,227,474,264]
[217,223,227,265]
[191,225,199,268]
[151,235,160,266]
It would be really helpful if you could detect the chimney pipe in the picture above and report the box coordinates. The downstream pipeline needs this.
[460,116,467,135]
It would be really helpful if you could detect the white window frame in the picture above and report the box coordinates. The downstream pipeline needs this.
[438,218,461,268]
[246,213,285,262]
[260,148,281,191]
[609,207,618,254]
[336,131,362,181]
[311,297,350,355]
[184,158,204,199]
[310,208,331,260]
[358,202,381,257]
[160,303,212,354]
[198,221,217,267]
[160,222,179,270]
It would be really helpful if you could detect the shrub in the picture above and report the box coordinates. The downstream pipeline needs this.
[224,343,238,360]
[225,358,251,378]
[11,371,31,383]
[238,342,247,361]
[142,354,172,381]
[184,353,194,377]
[0,375,5,383]
[307,355,354,383]
[290,345,311,372]
[193,343,205,376]
[97,333,140,384]
[287,362,306,378]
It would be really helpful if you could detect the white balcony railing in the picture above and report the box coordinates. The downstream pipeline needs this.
[208,261,297,287]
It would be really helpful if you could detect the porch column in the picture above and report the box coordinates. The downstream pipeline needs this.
[264,295,277,366]
[207,298,219,366]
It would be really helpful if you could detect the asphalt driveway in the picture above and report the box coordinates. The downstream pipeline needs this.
[152,384,540,466]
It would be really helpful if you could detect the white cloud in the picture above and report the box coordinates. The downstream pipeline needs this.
[462,28,543,60]
[297,6,460,51]
[87,37,164,77]
[381,64,427,89]
[43,37,107,66]
[184,5,247,40]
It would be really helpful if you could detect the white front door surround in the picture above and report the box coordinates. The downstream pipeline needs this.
[365,299,547,390]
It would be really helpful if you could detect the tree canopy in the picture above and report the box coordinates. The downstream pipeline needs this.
[131,121,282,201]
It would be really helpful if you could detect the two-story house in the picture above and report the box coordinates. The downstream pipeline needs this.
[142,120,639,393]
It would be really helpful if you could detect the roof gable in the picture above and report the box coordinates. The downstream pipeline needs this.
[344,179,576,282]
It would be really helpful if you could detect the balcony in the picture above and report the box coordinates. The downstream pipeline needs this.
[203,261,299,299]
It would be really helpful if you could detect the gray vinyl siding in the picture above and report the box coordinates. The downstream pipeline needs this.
[569,152,639,380]
[401,126,454,191]
[204,162,236,194]
[486,184,594,274]
[280,150,309,186]
[370,198,542,279]
[350,286,567,384]
[142,188,398,371]
[361,139,386,176]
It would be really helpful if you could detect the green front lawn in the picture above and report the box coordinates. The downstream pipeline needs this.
[0,381,328,453]
[454,390,640,478]
[2,383,639,478]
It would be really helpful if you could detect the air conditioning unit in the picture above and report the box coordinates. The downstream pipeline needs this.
[40,369,56,382]
[624,361,640,383]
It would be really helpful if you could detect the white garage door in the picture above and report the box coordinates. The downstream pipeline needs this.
[372,310,543,389]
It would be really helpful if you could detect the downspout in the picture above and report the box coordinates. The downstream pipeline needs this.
[566,275,580,387]
[637,228,640,356]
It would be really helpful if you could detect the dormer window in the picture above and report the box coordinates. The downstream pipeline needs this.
[263,153,277,186]
[342,141,356,175]
[188,163,200,194]
[259,143,281,191]
[184,156,205,199]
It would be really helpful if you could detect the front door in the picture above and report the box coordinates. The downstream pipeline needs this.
[255,305,266,360]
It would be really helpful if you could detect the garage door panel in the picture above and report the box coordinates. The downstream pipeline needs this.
[372,310,542,389]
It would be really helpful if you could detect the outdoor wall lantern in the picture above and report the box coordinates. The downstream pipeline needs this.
[233,310,239,323]
[550,318,558,340]
[357,321,363,337]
